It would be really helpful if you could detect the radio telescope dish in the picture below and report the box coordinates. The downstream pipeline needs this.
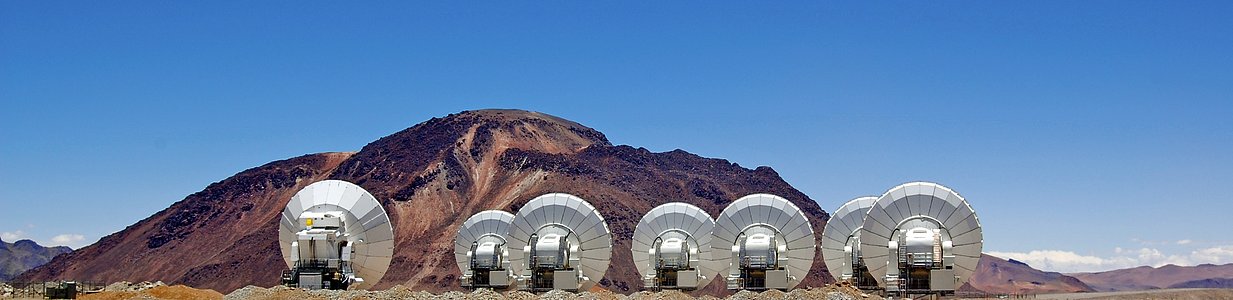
[279,180,394,290]
[820,196,878,287]
[507,193,612,291]
[632,202,720,290]
[455,210,516,288]
[860,182,982,294]
[712,193,816,290]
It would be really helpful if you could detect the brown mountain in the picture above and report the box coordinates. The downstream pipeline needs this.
[962,254,1094,294]
[1068,263,1233,292]
[1,238,72,281]
[16,109,832,296]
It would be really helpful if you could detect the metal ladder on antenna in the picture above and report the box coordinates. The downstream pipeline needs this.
[897,248,909,294]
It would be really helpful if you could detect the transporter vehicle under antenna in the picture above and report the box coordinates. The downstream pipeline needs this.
[712,194,816,291]
[279,180,395,290]
[456,210,516,289]
[820,196,879,289]
[631,202,721,290]
[507,193,612,292]
[859,182,983,297]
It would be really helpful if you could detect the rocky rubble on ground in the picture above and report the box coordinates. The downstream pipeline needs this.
[216,282,876,300]
[103,281,167,292]
[625,289,693,300]
[0,283,12,298]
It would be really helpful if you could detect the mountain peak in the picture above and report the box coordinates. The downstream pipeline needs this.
[429,108,610,151]
[332,109,611,201]
[1,238,73,281]
[13,239,41,248]
[452,108,611,148]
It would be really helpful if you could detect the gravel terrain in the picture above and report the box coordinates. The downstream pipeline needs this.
[0,281,879,300]
[80,285,223,300]
[1027,288,1233,300]
[216,283,876,300]
[102,281,167,292]
[8,280,1233,300]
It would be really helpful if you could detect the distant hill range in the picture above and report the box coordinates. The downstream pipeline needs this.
[1069,263,1233,291]
[15,109,831,296]
[1168,277,1233,289]
[964,254,1094,294]
[0,238,71,281]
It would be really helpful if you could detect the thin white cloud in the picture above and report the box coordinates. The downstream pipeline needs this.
[48,234,87,248]
[1177,239,1193,245]
[1191,246,1233,264]
[2,230,91,248]
[1,230,27,241]
[989,245,1233,273]
[987,250,1117,273]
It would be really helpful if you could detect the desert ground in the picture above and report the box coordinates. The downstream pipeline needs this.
[1025,288,1233,300]
[6,281,1233,300]
[3,281,878,300]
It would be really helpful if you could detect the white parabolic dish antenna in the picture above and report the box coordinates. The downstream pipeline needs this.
[821,196,877,281]
[507,193,612,290]
[712,193,816,289]
[279,180,395,289]
[631,202,721,289]
[454,210,516,275]
[859,182,982,286]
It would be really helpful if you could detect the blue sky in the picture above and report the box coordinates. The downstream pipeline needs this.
[2,2,1230,272]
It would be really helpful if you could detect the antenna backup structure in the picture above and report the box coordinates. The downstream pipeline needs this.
[821,197,879,289]
[859,182,982,297]
[632,202,721,290]
[507,193,612,292]
[279,180,394,290]
[456,210,516,289]
[713,194,816,291]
